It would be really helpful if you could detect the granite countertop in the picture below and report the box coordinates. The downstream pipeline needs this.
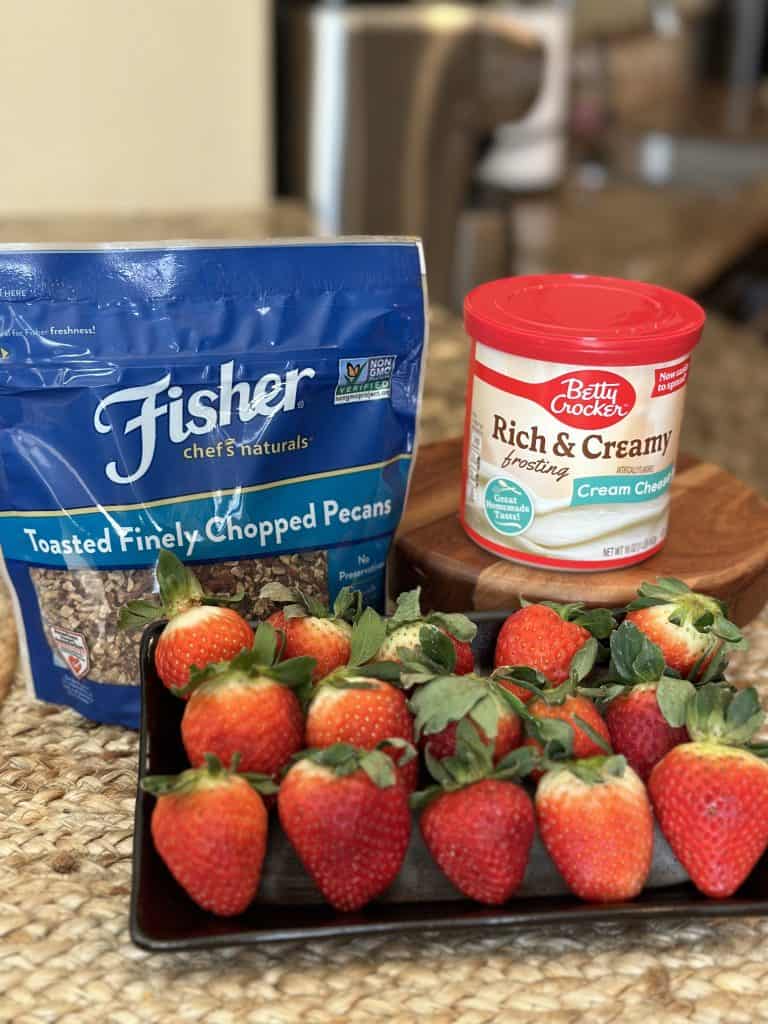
[512,176,768,302]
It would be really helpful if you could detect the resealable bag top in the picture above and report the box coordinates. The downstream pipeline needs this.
[0,239,427,727]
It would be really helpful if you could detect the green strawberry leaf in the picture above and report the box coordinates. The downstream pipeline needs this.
[358,748,397,788]
[467,693,501,741]
[726,687,764,738]
[567,753,627,785]
[252,621,279,666]
[353,661,404,683]
[240,773,280,796]
[685,682,765,745]
[156,549,204,613]
[491,684,532,720]
[349,607,387,667]
[300,590,329,619]
[571,607,617,640]
[408,675,487,738]
[422,718,495,790]
[492,744,538,780]
[377,736,417,766]
[387,588,423,631]
[568,637,598,684]
[200,589,246,609]
[626,577,692,610]
[656,675,696,728]
[142,752,238,796]
[577,682,628,707]
[410,785,444,810]
[297,742,365,777]
[419,625,457,673]
[425,611,477,644]
[537,601,616,639]
[491,665,549,700]
[269,656,317,688]
[332,586,364,624]
[118,599,162,631]
[711,613,747,647]
[540,599,585,621]
[572,714,612,754]
[259,581,299,604]
[610,620,665,685]
[528,717,574,761]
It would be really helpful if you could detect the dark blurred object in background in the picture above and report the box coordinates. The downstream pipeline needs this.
[276,1,570,307]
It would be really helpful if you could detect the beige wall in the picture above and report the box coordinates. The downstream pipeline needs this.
[0,0,272,216]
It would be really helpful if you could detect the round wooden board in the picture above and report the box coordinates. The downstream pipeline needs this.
[390,439,768,626]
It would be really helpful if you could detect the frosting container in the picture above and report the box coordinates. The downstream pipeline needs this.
[461,274,705,571]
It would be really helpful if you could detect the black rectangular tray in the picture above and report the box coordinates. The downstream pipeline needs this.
[131,611,768,951]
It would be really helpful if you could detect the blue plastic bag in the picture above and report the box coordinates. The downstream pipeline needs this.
[0,240,427,726]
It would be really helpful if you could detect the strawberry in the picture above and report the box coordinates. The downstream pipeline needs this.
[625,577,746,681]
[179,622,313,778]
[375,589,476,675]
[142,754,275,917]
[536,755,653,903]
[278,743,413,911]
[493,600,615,695]
[593,620,693,781]
[408,673,522,764]
[306,672,417,791]
[604,686,689,782]
[510,639,611,776]
[260,583,362,681]
[119,549,253,694]
[414,719,536,904]
[649,683,768,899]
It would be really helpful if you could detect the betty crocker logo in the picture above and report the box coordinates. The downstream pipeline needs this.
[474,363,636,429]
[545,371,636,428]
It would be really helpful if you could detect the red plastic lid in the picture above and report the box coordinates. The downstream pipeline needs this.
[464,274,705,366]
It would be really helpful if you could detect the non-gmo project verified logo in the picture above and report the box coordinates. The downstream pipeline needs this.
[334,355,395,405]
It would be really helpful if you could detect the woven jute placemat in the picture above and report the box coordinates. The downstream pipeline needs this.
[1,601,768,1023]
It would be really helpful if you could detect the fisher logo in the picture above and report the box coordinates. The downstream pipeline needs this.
[93,360,316,485]
[335,355,395,405]
[475,362,636,430]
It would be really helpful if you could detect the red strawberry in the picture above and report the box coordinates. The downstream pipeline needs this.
[268,612,352,681]
[625,577,745,681]
[597,620,694,780]
[142,754,274,916]
[424,712,521,764]
[527,694,610,760]
[493,600,613,688]
[119,550,253,694]
[306,673,417,791]
[445,632,475,675]
[605,685,689,782]
[536,755,653,902]
[408,673,522,764]
[180,623,313,778]
[416,722,536,904]
[278,743,413,911]
[261,583,361,681]
[375,588,476,675]
[649,683,768,899]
